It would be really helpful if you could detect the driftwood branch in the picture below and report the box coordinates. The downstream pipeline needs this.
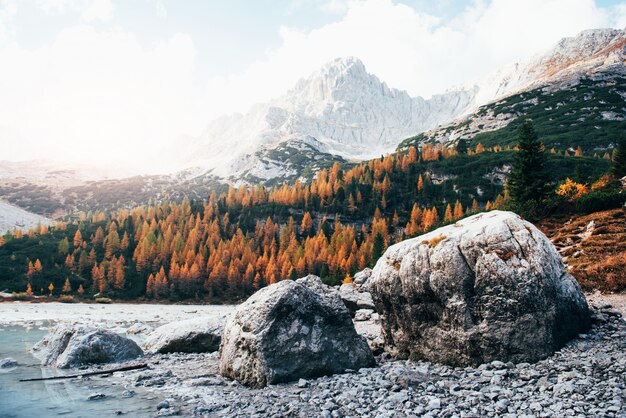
[19,363,148,382]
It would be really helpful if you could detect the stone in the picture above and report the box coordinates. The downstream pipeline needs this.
[144,316,224,354]
[87,393,106,401]
[339,283,359,314]
[157,400,170,410]
[126,322,153,335]
[353,268,372,287]
[0,357,18,368]
[356,291,376,311]
[370,211,590,366]
[354,309,374,322]
[426,397,441,410]
[32,325,143,368]
[219,276,375,388]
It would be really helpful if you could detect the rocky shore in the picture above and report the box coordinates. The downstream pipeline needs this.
[106,300,625,417]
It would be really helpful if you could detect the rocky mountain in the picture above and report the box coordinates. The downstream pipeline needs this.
[400,28,626,150]
[186,28,625,185]
[185,57,477,184]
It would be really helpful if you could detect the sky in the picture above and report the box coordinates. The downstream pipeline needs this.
[0,0,625,175]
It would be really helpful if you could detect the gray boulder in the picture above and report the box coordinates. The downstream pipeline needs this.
[339,283,359,314]
[219,276,375,388]
[370,210,590,366]
[0,358,18,368]
[144,316,225,354]
[32,325,143,368]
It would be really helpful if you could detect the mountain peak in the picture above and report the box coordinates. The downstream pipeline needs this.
[320,56,367,76]
[548,27,624,61]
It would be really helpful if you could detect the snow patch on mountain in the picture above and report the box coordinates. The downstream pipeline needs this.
[0,201,52,234]
[185,57,477,180]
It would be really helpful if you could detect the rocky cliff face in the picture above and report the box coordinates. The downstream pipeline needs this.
[186,57,476,183]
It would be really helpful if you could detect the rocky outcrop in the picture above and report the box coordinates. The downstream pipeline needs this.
[219,276,375,388]
[370,210,590,366]
[32,325,143,368]
[144,317,225,354]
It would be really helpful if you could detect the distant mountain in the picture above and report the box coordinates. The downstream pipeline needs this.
[184,28,625,184]
[184,57,477,184]
[400,28,626,150]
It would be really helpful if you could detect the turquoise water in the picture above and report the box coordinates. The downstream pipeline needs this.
[0,325,160,418]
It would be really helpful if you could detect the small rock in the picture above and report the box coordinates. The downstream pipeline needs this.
[87,393,106,401]
[0,358,18,368]
[156,400,171,410]
[297,378,308,388]
[426,397,441,411]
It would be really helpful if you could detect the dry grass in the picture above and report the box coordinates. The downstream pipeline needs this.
[422,235,447,248]
[539,209,626,293]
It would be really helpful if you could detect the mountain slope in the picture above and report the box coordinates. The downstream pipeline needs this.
[0,201,52,234]
[400,28,626,151]
[185,57,477,183]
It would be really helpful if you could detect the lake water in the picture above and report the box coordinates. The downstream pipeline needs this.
[0,324,162,418]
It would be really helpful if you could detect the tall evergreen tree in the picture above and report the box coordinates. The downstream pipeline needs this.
[372,232,385,265]
[611,135,626,179]
[508,119,550,218]
[456,138,468,155]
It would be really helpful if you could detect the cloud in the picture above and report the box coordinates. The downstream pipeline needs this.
[155,0,167,19]
[0,0,623,175]
[81,0,114,22]
[204,0,615,120]
[0,25,203,174]
[0,0,17,42]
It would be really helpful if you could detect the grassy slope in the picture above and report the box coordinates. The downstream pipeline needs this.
[400,76,626,152]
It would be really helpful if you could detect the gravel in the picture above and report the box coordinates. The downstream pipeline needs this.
[111,301,626,417]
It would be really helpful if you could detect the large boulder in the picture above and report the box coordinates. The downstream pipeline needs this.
[32,325,143,368]
[370,210,590,366]
[219,276,375,388]
[144,316,225,354]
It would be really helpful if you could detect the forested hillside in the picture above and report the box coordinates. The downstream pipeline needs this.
[0,135,618,302]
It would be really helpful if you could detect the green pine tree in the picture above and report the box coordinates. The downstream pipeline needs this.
[508,119,550,219]
[610,135,626,179]
[456,138,468,155]
[372,232,385,265]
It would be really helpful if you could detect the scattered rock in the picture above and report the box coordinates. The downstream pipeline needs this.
[156,400,170,410]
[219,276,375,387]
[32,325,143,368]
[125,322,153,335]
[0,357,18,368]
[356,291,375,311]
[144,316,224,354]
[87,393,106,401]
[339,283,359,314]
[354,309,373,321]
[370,211,590,366]
[353,268,372,289]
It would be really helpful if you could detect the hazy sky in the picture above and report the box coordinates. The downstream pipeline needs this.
[1,0,625,174]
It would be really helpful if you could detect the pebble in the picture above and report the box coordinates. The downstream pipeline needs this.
[114,306,626,417]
